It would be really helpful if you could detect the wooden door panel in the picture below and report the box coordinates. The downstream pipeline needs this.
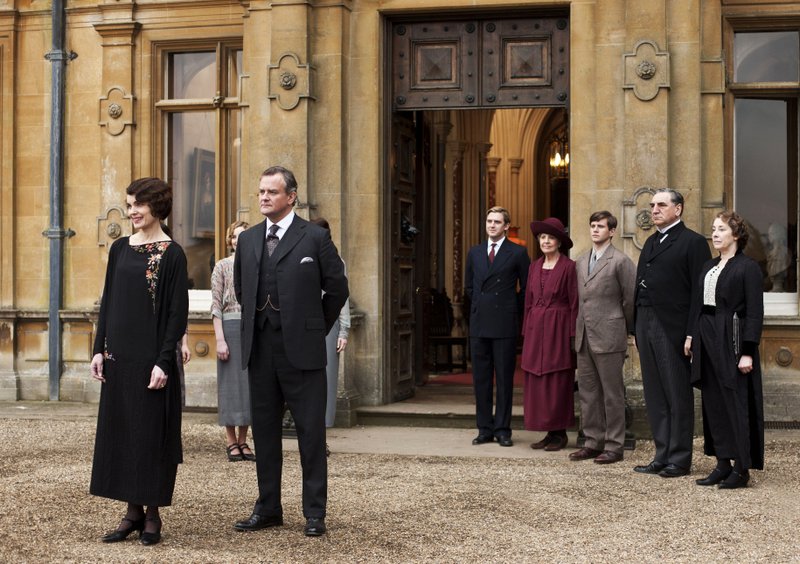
[482,18,569,107]
[392,20,480,110]
[389,113,417,401]
[391,15,569,110]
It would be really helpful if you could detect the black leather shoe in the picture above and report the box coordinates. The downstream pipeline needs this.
[658,464,689,478]
[718,470,750,489]
[633,461,666,474]
[497,436,513,447]
[101,517,144,543]
[233,513,284,531]
[472,435,494,445]
[696,467,732,486]
[139,518,162,546]
[304,517,326,537]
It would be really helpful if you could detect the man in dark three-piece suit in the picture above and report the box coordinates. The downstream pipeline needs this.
[233,166,348,537]
[570,211,636,465]
[465,206,530,447]
[634,189,710,478]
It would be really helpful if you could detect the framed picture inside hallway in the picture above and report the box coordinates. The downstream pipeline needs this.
[190,147,215,239]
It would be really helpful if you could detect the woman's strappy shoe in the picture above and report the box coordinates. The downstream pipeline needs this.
[101,517,144,543]
[140,517,162,546]
[239,443,256,462]
[226,443,243,462]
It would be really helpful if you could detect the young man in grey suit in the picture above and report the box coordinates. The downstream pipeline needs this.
[634,189,710,478]
[465,206,530,447]
[233,166,349,536]
[570,211,636,464]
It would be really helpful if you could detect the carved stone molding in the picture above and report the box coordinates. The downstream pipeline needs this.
[701,59,725,94]
[268,52,315,110]
[622,186,656,249]
[623,40,670,102]
[96,205,130,247]
[99,86,134,136]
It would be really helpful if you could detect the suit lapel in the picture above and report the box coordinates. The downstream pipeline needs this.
[647,222,685,261]
[271,216,306,264]
[253,221,267,266]
[586,244,614,282]
[487,241,512,275]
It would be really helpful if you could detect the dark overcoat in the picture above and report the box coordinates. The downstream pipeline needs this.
[690,251,765,469]
[521,255,578,375]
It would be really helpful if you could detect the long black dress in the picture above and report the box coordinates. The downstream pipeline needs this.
[690,251,765,471]
[90,237,189,506]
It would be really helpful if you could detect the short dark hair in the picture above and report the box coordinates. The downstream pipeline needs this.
[588,210,618,230]
[261,166,298,203]
[717,210,750,250]
[126,177,172,219]
[654,188,684,215]
[311,217,331,231]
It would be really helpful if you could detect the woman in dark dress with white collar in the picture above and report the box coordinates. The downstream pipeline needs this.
[690,210,764,489]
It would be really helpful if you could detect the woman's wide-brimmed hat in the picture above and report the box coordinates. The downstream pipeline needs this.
[530,217,573,250]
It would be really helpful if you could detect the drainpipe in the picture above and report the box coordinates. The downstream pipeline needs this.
[43,0,76,401]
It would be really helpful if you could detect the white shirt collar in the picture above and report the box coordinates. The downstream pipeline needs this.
[592,241,612,260]
[488,237,505,253]
[266,211,295,240]
[657,218,682,235]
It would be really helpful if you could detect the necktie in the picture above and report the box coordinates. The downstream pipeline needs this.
[266,224,279,257]
[489,243,496,264]
[589,252,597,274]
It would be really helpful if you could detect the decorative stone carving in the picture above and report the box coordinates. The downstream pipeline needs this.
[268,53,315,111]
[623,40,670,101]
[96,205,130,247]
[98,86,134,136]
[622,186,656,249]
[776,347,793,367]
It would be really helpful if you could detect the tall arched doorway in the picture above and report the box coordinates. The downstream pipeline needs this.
[384,11,570,402]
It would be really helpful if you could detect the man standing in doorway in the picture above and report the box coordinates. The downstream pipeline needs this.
[634,189,710,478]
[465,206,530,447]
[570,211,636,464]
[233,166,349,536]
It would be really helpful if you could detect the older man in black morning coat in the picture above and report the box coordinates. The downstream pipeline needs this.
[233,166,348,537]
[634,188,710,478]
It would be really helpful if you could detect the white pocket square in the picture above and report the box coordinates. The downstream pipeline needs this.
[300,257,314,264]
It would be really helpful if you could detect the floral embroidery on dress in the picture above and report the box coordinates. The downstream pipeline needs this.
[133,241,171,310]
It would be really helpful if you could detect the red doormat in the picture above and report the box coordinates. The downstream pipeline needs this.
[427,367,525,388]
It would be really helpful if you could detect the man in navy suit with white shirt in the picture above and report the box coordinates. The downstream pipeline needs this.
[465,206,530,447]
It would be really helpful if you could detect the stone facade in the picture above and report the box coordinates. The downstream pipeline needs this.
[1,0,799,425]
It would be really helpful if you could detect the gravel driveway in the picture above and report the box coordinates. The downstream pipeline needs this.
[0,409,798,563]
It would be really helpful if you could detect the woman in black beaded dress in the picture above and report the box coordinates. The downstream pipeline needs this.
[90,177,189,546]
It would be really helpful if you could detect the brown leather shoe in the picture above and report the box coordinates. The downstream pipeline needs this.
[543,434,568,451]
[530,434,552,449]
[568,447,602,461]
[594,450,624,464]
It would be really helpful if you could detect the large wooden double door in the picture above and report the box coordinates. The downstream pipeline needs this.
[386,11,569,402]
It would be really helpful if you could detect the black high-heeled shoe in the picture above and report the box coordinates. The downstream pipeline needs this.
[101,517,144,543]
[140,517,162,546]
[695,467,732,486]
[718,470,750,489]
[226,443,243,462]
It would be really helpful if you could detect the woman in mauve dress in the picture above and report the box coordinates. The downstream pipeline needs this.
[521,217,578,452]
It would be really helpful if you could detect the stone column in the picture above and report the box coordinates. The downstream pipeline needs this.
[94,12,140,226]
[486,157,501,208]
[265,1,315,212]
[508,157,523,220]
[0,11,17,399]
[446,141,466,303]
